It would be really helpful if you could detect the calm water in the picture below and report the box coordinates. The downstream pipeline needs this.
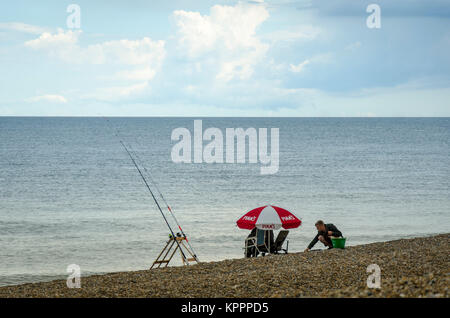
[0,117,449,286]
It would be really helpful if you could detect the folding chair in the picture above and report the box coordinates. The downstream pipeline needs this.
[245,229,275,257]
[255,229,274,256]
[271,230,289,254]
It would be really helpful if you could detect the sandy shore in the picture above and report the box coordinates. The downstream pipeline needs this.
[1,233,448,298]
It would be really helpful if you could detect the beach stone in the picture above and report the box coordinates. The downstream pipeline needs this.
[0,233,448,298]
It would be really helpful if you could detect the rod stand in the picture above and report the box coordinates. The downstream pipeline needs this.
[150,235,199,269]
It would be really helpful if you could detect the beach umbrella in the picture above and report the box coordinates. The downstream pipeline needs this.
[236,205,301,230]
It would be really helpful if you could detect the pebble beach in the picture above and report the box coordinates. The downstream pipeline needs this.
[1,234,448,298]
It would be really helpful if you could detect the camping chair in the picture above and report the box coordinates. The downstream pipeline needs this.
[245,229,277,257]
[271,230,289,254]
[244,229,271,257]
[255,229,274,256]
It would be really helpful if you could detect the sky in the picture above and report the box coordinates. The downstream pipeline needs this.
[0,0,449,116]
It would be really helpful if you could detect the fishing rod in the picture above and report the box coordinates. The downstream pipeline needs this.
[102,116,198,260]
[126,143,199,260]
[103,118,189,264]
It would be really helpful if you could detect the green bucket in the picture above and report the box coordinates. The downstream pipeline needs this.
[331,237,346,249]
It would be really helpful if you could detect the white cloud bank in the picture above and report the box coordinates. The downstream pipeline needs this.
[25,29,165,69]
[24,29,166,101]
[173,2,269,81]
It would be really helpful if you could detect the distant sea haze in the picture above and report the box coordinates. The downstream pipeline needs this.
[0,117,449,286]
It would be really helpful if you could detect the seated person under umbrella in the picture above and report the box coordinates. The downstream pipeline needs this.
[304,220,343,251]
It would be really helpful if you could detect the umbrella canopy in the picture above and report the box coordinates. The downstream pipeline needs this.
[236,205,301,230]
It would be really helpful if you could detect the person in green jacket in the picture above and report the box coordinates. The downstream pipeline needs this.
[304,220,343,251]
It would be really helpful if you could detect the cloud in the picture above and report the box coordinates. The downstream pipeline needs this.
[290,59,311,73]
[0,22,51,35]
[289,53,332,73]
[25,94,67,103]
[24,29,80,61]
[25,29,165,66]
[173,2,269,81]
[24,29,166,101]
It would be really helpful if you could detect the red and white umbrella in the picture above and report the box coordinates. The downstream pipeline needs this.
[236,205,301,230]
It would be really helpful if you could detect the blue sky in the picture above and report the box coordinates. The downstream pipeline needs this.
[0,0,449,116]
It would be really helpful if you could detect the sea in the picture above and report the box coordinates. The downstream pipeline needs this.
[0,117,449,286]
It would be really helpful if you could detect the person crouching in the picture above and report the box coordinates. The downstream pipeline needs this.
[304,220,343,251]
